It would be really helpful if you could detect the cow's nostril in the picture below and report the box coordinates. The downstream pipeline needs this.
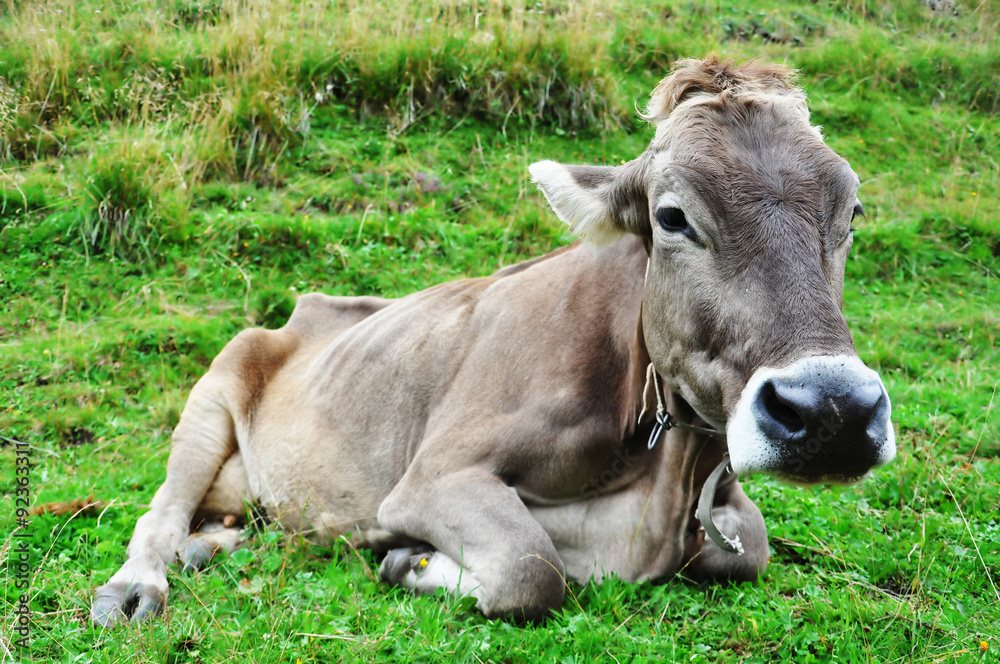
[755,379,812,440]
[867,391,890,441]
[761,382,805,431]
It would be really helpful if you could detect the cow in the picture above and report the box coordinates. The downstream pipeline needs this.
[92,57,895,626]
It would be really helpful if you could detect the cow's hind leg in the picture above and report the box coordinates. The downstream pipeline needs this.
[92,373,239,626]
[683,478,769,583]
[377,467,566,621]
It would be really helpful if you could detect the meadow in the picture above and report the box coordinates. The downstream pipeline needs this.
[1,0,998,661]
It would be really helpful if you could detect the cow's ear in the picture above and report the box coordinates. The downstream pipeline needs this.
[529,158,649,245]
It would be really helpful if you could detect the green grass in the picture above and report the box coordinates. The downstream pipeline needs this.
[2,0,999,662]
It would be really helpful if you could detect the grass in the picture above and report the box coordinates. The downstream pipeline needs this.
[1,0,999,662]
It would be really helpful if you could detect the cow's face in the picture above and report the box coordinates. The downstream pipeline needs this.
[530,59,894,484]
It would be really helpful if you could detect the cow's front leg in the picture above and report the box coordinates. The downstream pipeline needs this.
[377,466,566,621]
[683,478,769,583]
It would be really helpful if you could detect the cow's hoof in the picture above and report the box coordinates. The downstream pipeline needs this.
[91,583,165,626]
[379,545,435,586]
[178,524,244,573]
[178,537,218,573]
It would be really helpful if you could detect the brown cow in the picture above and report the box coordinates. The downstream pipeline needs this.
[92,57,894,625]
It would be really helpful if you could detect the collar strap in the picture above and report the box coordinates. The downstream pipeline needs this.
[639,363,724,449]
[696,457,744,555]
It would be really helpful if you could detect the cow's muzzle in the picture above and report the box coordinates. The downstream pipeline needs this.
[726,355,895,483]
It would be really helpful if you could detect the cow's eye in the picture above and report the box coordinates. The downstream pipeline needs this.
[656,207,688,232]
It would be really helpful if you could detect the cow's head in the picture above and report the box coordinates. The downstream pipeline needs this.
[530,57,894,483]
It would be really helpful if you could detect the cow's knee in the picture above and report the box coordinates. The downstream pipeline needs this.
[492,548,566,622]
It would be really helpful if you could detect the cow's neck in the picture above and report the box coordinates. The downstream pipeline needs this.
[626,258,739,574]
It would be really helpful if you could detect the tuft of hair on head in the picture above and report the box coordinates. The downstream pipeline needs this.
[641,55,803,123]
